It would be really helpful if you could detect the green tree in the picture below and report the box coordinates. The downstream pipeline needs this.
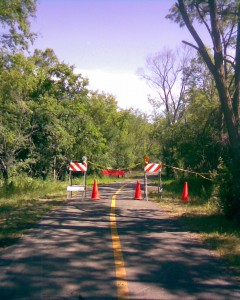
[0,47,158,182]
[28,49,90,178]
[108,109,153,170]
[174,92,222,172]
[167,0,240,219]
[0,0,37,51]
[0,49,91,181]
[0,53,37,181]
[31,49,89,100]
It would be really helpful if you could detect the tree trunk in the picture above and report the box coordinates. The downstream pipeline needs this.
[176,0,240,220]
[0,159,8,182]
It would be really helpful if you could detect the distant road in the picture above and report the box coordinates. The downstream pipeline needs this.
[0,181,239,300]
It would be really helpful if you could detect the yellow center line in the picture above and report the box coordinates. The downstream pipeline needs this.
[110,184,129,300]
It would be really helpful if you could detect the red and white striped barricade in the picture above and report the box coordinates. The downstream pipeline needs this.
[144,163,162,173]
[144,163,162,201]
[69,161,87,172]
[67,161,87,198]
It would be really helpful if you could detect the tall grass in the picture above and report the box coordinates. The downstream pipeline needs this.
[0,173,128,200]
[0,176,67,250]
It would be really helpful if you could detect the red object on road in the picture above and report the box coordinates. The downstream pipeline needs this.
[181,182,189,202]
[101,169,124,177]
[134,180,142,200]
[91,179,100,200]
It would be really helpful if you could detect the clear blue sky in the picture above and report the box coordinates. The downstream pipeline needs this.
[31,0,193,112]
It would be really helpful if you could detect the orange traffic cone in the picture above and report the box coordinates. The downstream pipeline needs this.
[91,179,100,200]
[181,182,188,202]
[134,180,142,200]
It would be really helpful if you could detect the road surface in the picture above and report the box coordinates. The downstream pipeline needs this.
[0,180,239,299]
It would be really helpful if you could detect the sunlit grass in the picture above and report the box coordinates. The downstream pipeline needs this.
[0,174,130,251]
[0,178,66,250]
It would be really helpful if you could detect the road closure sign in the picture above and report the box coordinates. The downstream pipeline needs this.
[144,155,150,165]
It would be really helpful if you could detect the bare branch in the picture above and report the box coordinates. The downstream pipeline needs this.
[182,40,200,51]
[177,0,216,75]
[195,2,213,41]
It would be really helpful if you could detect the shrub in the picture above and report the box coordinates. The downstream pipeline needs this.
[217,161,240,222]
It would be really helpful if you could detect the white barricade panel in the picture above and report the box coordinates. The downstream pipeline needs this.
[67,185,85,192]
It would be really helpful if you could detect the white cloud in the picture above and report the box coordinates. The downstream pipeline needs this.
[78,69,153,113]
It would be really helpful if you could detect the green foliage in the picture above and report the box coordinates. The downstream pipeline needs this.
[1,0,239,226]
[166,0,240,223]
[148,50,224,178]
[0,48,154,181]
[216,160,240,221]
[173,94,222,172]
[156,174,214,203]
[0,0,37,51]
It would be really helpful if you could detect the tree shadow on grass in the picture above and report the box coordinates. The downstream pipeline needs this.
[177,212,240,272]
[0,199,65,250]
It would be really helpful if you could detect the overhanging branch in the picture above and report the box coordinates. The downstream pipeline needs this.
[182,40,199,52]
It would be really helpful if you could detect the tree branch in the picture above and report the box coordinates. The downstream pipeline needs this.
[195,2,213,41]
[177,0,216,76]
[182,40,199,51]
[208,0,225,70]
[233,1,240,120]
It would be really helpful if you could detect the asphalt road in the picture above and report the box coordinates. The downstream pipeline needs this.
[0,180,239,300]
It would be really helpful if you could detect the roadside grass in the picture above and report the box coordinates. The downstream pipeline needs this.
[0,178,66,250]
[150,176,240,273]
[0,174,130,251]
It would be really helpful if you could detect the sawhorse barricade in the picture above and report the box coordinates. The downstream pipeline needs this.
[144,163,162,201]
[67,160,87,199]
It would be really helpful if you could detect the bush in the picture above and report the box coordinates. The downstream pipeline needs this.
[217,162,240,221]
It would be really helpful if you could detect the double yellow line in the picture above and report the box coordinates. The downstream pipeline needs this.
[110,185,129,300]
